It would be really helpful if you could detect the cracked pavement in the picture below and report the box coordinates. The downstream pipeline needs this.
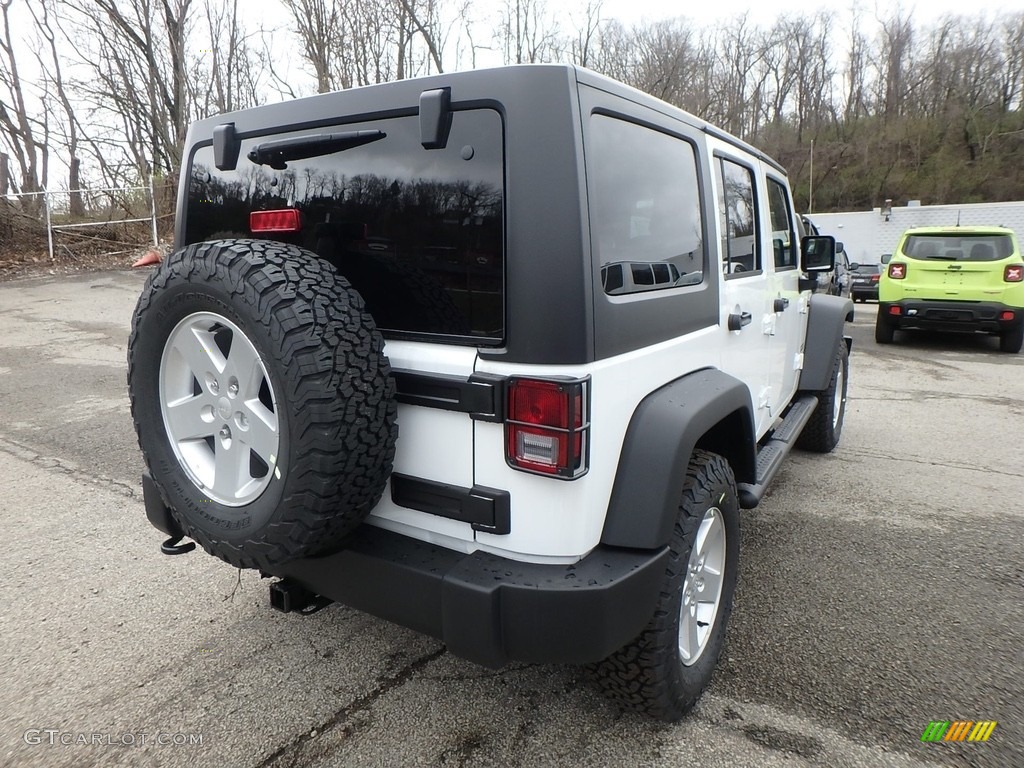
[0,270,1021,768]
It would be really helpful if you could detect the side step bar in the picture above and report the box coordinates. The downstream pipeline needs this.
[737,394,818,509]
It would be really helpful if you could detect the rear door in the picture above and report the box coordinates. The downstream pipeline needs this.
[763,172,805,412]
[711,144,775,439]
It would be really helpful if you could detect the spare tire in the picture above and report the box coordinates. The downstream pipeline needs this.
[127,239,398,570]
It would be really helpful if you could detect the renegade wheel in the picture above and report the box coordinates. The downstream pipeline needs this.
[128,239,398,570]
[797,341,848,453]
[874,313,895,344]
[589,450,739,722]
[999,324,1023,354]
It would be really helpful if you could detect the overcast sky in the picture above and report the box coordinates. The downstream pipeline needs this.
[595,0,1014,27]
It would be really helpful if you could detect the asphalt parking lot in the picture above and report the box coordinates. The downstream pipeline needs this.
[0,270,1021,768]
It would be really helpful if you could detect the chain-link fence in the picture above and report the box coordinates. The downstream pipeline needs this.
[0,178,175,274]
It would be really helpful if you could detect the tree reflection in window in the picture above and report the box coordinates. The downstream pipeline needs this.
[185,110,504,340]
[717,159,759,276]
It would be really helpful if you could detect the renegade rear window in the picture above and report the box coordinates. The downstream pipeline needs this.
[587,115,705,295]
[901,234,1013,262]
[186,110,504,343]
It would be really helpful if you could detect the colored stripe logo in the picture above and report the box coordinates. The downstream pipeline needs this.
[921,721,997,743]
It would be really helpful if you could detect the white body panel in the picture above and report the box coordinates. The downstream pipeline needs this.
[366,340,477,548]
[473,326,722,561]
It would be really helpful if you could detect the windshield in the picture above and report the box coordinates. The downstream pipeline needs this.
[854,264,880,274]
[901,234,1012,262]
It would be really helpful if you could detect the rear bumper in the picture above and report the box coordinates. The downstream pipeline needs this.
[879,300,1024,334]
[273,527,667,668]
[850,283,878,299]
[141,473,666,669]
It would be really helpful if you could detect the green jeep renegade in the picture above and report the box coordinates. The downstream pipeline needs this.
[876,226,1024,353]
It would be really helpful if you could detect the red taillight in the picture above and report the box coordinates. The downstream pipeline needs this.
[1005,264,1023,283]
[889,306,902,315]
[506,378,588,478]
[250,208,302,233]
[871,274,880,282]
[1001,310,1016,321]
[888,263,906,279]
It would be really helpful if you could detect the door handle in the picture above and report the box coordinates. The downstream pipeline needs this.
[774,297,790,313]
[728,311,753,331]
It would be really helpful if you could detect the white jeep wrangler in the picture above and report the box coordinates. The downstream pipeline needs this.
[129,65,852,721]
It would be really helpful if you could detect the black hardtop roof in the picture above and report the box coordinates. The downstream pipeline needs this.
[571,67,787,176]
[185,64,787,176]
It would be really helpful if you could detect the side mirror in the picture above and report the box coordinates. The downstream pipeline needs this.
[801,235,835,272]
[880,253,892,264]
[835,241,845,252]
[849,262,860,271]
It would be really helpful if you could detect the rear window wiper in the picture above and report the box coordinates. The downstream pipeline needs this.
[247,130,386,169]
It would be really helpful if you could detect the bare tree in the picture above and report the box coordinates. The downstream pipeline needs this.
[709,14,764,136]
[283,0,340,93]
[843,9,870,123]
[394,0,445,74]
[61,0,196,182]
[0,0,46,205]
[200,0,262,114]
[28,0,86,214]
[498,0,563,65]
[570,1,602,69]
[998,12,1024,112]
[876,10,914,121]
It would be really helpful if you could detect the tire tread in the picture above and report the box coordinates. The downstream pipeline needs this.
[127,239,398,570]
[588,450,738,722]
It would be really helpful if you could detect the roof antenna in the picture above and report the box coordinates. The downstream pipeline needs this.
[956,210,961,227]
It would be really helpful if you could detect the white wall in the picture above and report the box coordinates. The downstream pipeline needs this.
[808,201,1024,267]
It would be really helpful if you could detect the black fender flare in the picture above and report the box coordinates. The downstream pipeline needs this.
[799,293,854,392]
[600,368,756,550]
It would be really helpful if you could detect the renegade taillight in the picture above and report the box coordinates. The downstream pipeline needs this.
[250,208,302,233]
[1005,264,1023,283]
[888,263,906,279]
[506,378,589,478]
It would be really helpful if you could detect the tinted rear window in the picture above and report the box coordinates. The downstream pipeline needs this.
[186,110,504,343]
[901,234,1013,262]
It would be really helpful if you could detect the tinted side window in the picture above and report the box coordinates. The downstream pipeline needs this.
[186,110,504,342]
[588,115,705,295]
[766,178,796,269]
[716,158,760,277]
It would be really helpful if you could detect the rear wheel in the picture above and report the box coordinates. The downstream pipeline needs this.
[589,450,739,722]
[999,324,1023,354]
[128,239,398,570]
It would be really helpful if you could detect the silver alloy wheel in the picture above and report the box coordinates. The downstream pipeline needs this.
[159,312,280,506]
[833,363,844,429]
[678,507,727,666]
